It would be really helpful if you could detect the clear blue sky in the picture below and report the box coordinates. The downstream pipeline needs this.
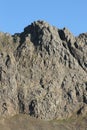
[0,0,87,36]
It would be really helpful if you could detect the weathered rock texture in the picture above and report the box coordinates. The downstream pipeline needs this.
[0,21,87,120]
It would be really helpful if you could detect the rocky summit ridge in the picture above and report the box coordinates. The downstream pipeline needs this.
[0,20,87,120]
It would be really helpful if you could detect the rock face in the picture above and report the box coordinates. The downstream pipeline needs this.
[0,21,87,120]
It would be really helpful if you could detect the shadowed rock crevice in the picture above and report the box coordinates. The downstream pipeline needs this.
[17,90,25,113]
[29,100,37,117]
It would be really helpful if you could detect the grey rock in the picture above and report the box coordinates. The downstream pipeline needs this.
[0,20,87,120]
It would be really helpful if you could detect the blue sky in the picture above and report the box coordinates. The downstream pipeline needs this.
[0,0,87,36]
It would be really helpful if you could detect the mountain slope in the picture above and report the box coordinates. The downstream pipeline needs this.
[0,20,87,120]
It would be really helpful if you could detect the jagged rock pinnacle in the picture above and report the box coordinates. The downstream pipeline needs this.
[0,21,87,120]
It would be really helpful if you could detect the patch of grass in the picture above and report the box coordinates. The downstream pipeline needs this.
[0,114,87,130]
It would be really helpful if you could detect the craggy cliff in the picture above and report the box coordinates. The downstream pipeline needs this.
[0,21,87,120]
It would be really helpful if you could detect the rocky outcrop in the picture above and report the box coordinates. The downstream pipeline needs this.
[0,21,87,120]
